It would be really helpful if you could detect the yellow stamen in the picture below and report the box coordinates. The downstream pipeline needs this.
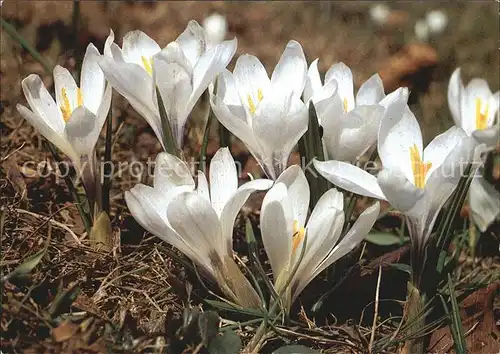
[141,55,153,76]
[77,87,84,107]
[60,88,72,122]
[343,97,348,112]
[409,144,432,189]
[60,87,84,123]
[475,98,489,130]
[257,88,264,102]
[292,220,305,254]
[247,95,256,114]
[247,88,264,115]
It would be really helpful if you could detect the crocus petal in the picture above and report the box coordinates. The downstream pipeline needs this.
[423,126,468,177]
[167,191,226,261]
[210,75,263,163]
[175,20,207,68]
[472,125,499,147]
[99,57,163,147]
[94,84,113,142]
[196,170,210,202]
[447,68,464,127]
[324,201,380,265]
[292,188,345,298]
[125,185,205,269]
[304,58,322,102]
[81,43,105,115]
[209,147,238,218]
[153,53,193,146]
[293,206,344,300]
[260,183,293,282]
[325,62,355,111]
[21,74,65,134]
[159,42,193,75]
[313,159,386,200]
[378,106,422,183]
[220,178,273,254]
[103,29,124,61]
[312,79,339,120]
[233,54,271,117]
[16,104,77,163]
[153,152,195,192]
[328,105,385,162]
[356,74,385,106]
[253,93,308,179]
[469,175,500,232]
[121,30,161,68]
[377,168,424,212]
[187,37,238,121]
[308,201,380,284]
[270,40,307,99]
[64,106,98,159]
[464,78,493,134]
[412,137,478,245]
[276,165,310,227]
[54,66,79,113]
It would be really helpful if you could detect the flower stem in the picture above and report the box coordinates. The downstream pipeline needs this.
[45,142,92,234]
[199,90,213,174]
[102,103,113,214]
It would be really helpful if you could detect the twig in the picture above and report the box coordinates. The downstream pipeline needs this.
[369,265,382,353]
[15,209,81,245]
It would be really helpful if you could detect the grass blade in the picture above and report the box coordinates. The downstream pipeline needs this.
[447,274,467,354]
[1,18,54,74]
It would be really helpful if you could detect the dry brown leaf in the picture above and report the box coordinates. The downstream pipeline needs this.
[428,281,500,353]
[52,320,79,342]
[379,43,438,92]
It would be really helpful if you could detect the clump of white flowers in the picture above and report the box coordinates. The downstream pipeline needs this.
[16,17,493,320]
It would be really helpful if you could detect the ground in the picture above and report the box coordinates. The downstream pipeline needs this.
[1,1,499,353]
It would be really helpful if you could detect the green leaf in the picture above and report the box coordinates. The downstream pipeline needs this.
[447,274,466,354]
[48,283,81,319]
[273,345,321,353]
[388,263,412,275]
[2,230,51,283]
[208,330,242,354]
[365,232,408,246]
[198,310,220,346]
[298,101,330,210]
[204,299,264,317]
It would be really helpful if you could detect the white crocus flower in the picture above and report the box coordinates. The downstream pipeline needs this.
[304,60,397,161]
[314,92,477,251]
[99,20,237,148]
[210,40,308,180]
[17,43,112,173]
[202,13,228,47]
[260,165,380,309]
[448,68,500,231]
[469,176,500,232]
[126,148,273,307]
[448,68,499,147]
[426,10,448,35]
[369,3,390,26]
